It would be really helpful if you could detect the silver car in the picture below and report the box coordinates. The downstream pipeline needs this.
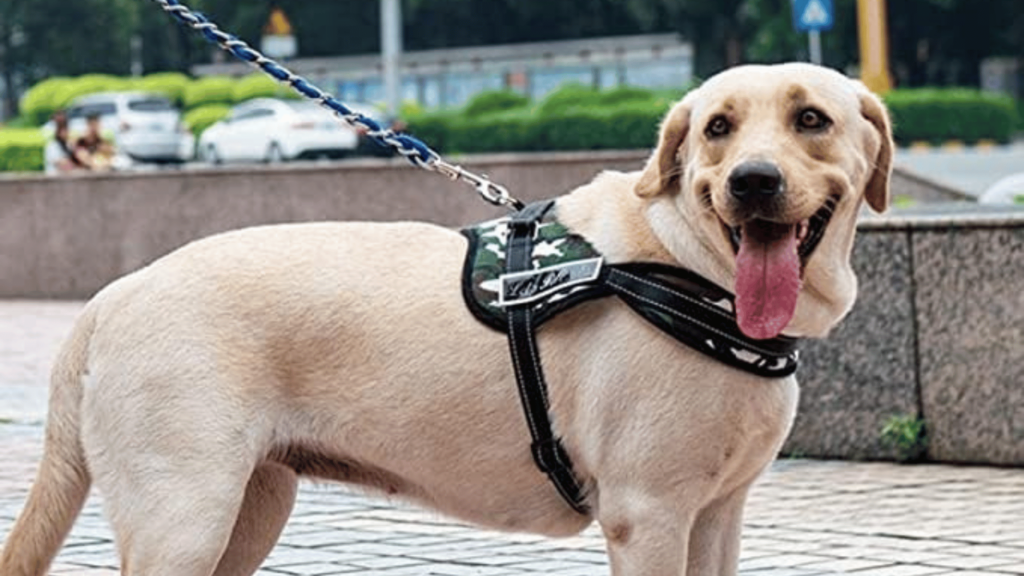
[63,92,195,164]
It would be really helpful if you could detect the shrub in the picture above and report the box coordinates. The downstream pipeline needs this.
[536,82,601,117]
[409,98,669,154]
[182,76,236,110]
[446,109,540,153]
[232,73,297,103]
[19,77,76,125]
[0,128,46,172]
[534,101,667,151]
[463,90,530,118]
[596,85,656,107]
[135,72,192,105]
[3,115,38,128]
[183,103,231,136]
[880,414,928,462]
[405,110,461,153]
[884,89,1018,144]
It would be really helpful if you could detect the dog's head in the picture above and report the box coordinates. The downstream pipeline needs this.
[635,63,893,340]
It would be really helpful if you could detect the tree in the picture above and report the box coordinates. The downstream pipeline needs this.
[1,0,137,116]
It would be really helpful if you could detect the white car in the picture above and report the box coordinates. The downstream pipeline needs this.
[199,98,378,164]
[979,173,1024,205]
[60,92,195,164]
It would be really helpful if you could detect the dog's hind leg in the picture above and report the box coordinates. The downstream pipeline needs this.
[96,458,254,576]
[212,463,298,576]
[82,382,265,575]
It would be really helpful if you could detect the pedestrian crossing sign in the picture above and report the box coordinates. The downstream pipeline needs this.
[792,0,834,32]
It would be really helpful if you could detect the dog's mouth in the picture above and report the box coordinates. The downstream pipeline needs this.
[724,195,838,266]
[719,195,839,341]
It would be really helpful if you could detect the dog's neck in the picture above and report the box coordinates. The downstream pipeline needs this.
[557,171,731,285]
[642,195,736,291]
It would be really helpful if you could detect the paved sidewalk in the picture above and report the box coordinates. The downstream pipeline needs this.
[2,301,1024,575]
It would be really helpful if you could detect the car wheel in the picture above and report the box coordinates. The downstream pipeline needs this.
[266,142,286,164]
[205,144,222,165]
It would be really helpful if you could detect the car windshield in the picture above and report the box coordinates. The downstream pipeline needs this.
[128,98,175,112]
[67,103,117,119]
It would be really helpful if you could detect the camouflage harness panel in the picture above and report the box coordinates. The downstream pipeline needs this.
[461,209,607,332]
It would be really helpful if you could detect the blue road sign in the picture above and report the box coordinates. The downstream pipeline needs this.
[792,0,834,32]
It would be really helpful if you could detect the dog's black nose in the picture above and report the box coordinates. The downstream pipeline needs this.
[728,161,784,200]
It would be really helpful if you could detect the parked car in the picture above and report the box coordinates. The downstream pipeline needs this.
[979,172,1024,204]
[57,92,195,165]
[198,98,380,164]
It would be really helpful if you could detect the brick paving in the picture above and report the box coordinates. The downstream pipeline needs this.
[2,300,1024,575]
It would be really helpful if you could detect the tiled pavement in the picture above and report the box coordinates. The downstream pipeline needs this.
[2,301,1024,576]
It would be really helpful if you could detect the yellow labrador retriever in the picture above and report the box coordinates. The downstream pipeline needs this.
[2,63,892,576]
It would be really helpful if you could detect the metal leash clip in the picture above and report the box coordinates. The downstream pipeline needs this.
[431,159,525,211]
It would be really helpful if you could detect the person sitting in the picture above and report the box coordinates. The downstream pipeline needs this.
[43,111,88,175]
[74,113,116,171]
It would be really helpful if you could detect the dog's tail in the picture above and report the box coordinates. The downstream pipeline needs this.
[0,304,97,576]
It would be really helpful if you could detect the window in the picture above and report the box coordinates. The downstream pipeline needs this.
[128,98,175,112]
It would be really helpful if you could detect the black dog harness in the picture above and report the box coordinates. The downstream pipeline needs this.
[460,200,800,514]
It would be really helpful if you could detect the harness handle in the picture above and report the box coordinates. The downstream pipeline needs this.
[150,0,524,212]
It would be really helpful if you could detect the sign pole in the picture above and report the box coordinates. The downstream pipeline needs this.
[808,30,822,65]
[381,0,403,119]
[857,0,892,94]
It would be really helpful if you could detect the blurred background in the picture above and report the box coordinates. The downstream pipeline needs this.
[0,0,1022,201]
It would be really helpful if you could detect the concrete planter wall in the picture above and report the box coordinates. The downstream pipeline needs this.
[787,210,1024,464]
[1,151,1019,464]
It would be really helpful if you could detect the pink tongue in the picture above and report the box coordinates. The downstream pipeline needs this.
[734,223,801,340]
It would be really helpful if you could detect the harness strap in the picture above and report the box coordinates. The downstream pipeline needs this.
[504,201,590,515]
[604,263,799,378]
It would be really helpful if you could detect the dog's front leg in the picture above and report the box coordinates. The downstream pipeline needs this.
[598,482,751,576]
[598,491,693,575]
[684,486,750,576]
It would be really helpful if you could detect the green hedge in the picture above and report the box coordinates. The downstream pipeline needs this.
[536,83,601,117]
[182,76,236,110]
[20,77,77,125]
[0,128,45,172]
[884,88,1018,144]
[409,96,671,155]
[232,74,299,104]
[183,103,231,136]
[463,90,530,118]
[135,72,192,106]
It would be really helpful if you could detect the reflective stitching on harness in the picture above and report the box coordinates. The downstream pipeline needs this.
[611,267,734,320]
[507,310,543,440]
[607,270,791,359]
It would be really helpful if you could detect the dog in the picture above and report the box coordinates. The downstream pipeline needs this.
[1,63,892,576]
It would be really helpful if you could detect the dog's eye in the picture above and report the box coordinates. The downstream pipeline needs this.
[705,116,731,138]
[797,108,831,131]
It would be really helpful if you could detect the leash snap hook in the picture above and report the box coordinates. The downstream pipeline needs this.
[431,159,524,212]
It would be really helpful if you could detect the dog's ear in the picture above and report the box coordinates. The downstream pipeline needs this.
[858,91,894,213]
[635,98,693,198]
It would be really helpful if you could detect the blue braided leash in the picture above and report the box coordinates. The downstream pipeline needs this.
[151,0,523,211]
